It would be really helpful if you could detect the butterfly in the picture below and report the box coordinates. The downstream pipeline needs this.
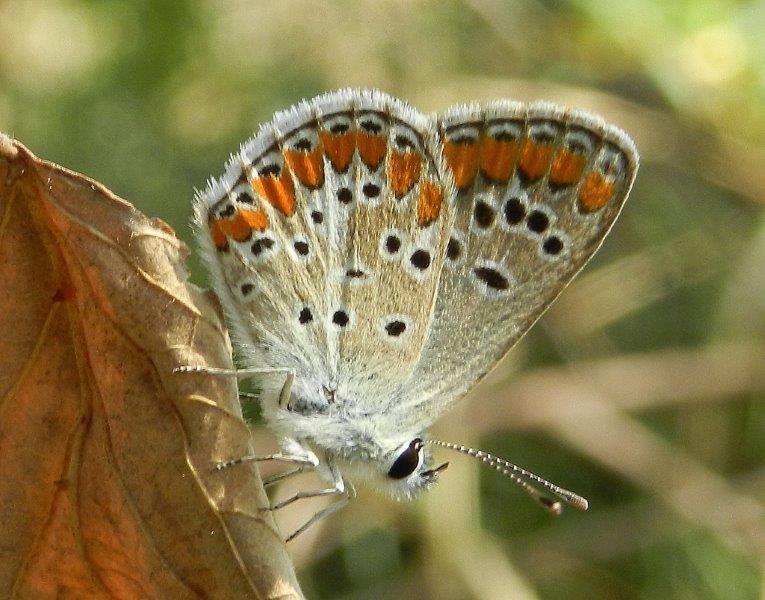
[178,89,638,541]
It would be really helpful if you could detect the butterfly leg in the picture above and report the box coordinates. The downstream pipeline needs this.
[215,434,318,472]
[213,451,318,471]
[262,466,305,487]
[277,371,294,408]
[266,459,350,542]
[284,492,349,543]
[173,365,293,379]
[176,365,294,409]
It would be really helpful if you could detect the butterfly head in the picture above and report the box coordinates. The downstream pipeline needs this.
[379,437,450,499]
[328,432,449,500]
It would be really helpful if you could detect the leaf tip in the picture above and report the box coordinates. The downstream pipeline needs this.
[0,132,19,160]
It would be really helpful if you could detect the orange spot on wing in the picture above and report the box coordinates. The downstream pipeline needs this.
[388,150,422,198]
[443,139,479,190]
[252,171,296,217]
[549,149,587,187]
[238,208,269,232]
[417,180,443,226]
[357,132,387,170]
[210,218,229,250]
[320,131,356,173]
[518,138,554,182]
[218,209,264,242]
[578,172,616,212]
[284,148,325,189]
[480,137,518,183]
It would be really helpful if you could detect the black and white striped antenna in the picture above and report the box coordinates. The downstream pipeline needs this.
[427,439,589,513]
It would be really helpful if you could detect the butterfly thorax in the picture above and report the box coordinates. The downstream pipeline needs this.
[260,384,441,500]
[261,373,424,462]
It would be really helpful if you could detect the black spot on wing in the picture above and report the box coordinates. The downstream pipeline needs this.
[474,267,509,291]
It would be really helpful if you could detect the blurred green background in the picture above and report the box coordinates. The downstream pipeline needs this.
[2,1,763,598]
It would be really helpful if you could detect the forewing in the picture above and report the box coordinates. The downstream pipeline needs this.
[194,90,454,405]
[396,101,638,418]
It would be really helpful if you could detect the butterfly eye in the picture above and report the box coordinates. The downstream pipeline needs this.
[387,438,423,479]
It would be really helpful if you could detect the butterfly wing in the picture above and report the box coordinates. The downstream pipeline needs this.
[394,101,638,419]
[194,90,454,407]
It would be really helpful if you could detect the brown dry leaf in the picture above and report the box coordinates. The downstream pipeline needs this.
[0,134,303,600]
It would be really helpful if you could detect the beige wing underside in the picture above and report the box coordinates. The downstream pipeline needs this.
[392,100,638,421]
[194,90,455,405]
[194,90,638,423]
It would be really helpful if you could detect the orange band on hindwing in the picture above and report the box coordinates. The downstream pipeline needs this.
[388,150,422,198]
[549,148,587,188]
[252,171,296,216]
[210,219,229,251]
[480,136,518,183]
[237,208,269,233]
[320,131,356,173]
[443,139,479,190]
[217,208,270,243]
[417,180,443,226]
[578,172,616,212]
[284,148,325,189]
[357,131,387,170]
[518,138,554,183]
